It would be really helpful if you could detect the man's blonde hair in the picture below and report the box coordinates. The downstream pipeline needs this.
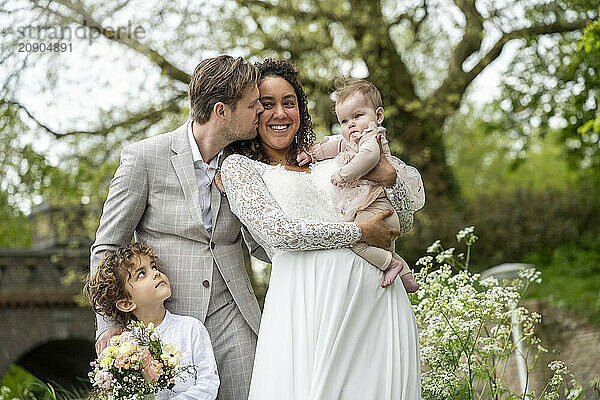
[333,77,383,110]
[188,55,260,124]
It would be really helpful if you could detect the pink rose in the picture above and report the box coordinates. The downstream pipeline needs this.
[143,360,162,382]
[114,354,130,369]
[140,346,152,369]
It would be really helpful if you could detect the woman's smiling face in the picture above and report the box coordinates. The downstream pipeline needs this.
[257,76,301,152]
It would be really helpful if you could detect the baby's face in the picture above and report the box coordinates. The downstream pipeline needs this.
[335,93,381,140]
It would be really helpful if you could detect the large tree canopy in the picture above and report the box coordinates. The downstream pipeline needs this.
[490,4,600,176]
[0,0,596,213]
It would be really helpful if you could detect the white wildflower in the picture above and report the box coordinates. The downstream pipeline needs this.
[426,240,442,253]
[435,248,455,264]
[416,256,434,266]
[456,226,474,242]
[518,267,542,284]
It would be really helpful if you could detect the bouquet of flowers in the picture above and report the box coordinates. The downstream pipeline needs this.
[88,321,194,400]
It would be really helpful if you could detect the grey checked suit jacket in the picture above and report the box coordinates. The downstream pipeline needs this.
[90,123,264,338]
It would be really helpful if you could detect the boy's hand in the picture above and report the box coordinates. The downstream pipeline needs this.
[297,150,313,166]
[95,326,126,355]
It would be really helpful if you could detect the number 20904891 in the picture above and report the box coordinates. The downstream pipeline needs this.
[18,42,73,52]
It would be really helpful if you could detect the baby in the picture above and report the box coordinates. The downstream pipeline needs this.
[298,78,420,290]
[83,243,220,399]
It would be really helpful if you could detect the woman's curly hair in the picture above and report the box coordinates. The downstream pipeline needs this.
[225,58,315,165]
[83,243,161,325]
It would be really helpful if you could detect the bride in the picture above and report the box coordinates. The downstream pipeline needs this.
[222,59,422,399]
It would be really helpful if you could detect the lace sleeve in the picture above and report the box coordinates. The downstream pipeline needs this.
[385,156,426,234]
[221,154,362,251]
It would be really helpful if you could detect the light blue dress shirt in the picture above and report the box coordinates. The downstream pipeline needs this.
[187,120,223,231]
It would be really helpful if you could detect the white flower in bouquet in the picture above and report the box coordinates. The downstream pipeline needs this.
[161,343,183,367]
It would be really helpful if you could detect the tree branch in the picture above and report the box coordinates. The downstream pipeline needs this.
[33,0,190,84]
[5,95,185,138]
[429,18,590,120]
[448,0,485,84]
[235,0,335,60]
[239,0,345,22]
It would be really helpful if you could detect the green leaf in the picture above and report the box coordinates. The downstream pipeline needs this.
[578,120,595,135]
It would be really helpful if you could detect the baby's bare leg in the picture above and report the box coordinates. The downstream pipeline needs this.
[384,255,418,292]
[353,198,418,291]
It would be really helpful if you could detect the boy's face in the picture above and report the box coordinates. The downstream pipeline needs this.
[335,93,384,140]
[122,254,171,312]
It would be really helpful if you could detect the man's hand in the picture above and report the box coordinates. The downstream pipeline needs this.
[95,326,126,355]
[362,132,396,188]
[356,209,402,248]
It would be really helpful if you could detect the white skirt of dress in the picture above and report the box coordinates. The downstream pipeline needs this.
[248,248,421,400]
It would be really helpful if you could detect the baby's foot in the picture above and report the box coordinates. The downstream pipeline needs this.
[400,271,419,293]
[381,258,404,288]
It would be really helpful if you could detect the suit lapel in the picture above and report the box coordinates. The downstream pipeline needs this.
[170,124,210,239]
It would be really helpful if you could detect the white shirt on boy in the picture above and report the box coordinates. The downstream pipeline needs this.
[154,310,220,400]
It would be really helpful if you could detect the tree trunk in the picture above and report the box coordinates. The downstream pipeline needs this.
[385,111,461,211]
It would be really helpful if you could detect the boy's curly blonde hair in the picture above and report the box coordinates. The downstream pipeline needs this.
[83,243,161,325]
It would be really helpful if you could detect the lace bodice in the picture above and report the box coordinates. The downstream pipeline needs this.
[262,159,342,222]
[221,155,362,257]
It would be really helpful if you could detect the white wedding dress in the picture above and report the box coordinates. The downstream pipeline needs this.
[221,154,421,400]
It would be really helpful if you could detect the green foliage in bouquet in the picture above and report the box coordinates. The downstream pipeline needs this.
[411,227,598,399]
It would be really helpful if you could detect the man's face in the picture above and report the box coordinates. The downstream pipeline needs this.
[225,84,264,141]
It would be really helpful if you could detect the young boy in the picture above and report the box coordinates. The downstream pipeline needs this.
[298,78,422,290]
[83,243,220,399]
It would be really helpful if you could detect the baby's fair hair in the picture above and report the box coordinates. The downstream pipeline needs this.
[83,243,161,325]
[333,77,384,111]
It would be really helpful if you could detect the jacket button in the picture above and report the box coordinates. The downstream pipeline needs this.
[210,242,215,249]
[202,280,210,288]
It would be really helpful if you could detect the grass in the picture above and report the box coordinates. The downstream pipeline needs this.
[523,233,600,325]
[0,365,88,400]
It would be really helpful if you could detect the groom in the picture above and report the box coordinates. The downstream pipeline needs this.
[90,55,401,400]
